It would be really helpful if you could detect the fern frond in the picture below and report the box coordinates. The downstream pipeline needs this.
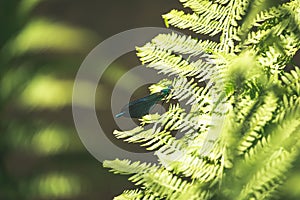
[114,116,187,152]
[155,104,211,135]
[238,148,297,200]
[163,0,251,47]
[106,0,300,199]
[180,0,229,21]
[281,66,300,96]
[104,159,195,199]
[244,97,300,166]
[155,104,187,131]
[233,95,257,124]
[240,0,300,57]
[136,43,214,80]
[221,97,300,199]
[213,0,230,4]
[157,149,222,182]
[237,92,278,155]
[171,77,211,105]
[151,33,220,55]
[278,31,300,59]
[114,126,174,151]
[103,159,157,175]
[114,190,147,200]
[163,10,223,36]
[129,168,194,200]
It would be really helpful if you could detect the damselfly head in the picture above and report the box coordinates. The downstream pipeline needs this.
[160,86,172,96]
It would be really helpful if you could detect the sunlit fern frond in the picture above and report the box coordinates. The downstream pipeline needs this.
[113,189,154,200]
[239,1,300,74]
[244,96,300,166]
[236,91,278,155]
[157,147,222,182]
[171,77,211,105]
[281,66,300,96]
[104,159,201,200]
[104,159,157,175]
[237,147,298,200]
[219,96,300,199]
[163,10,224,36]
[163,0,250,44]
[105,0,300,199]
[136,43,215,81]
[151,33,220,55]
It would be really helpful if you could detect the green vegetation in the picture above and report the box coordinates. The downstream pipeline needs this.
[104,0,300,199]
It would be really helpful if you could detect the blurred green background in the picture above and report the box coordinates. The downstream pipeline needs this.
[0,0,299,199]
[0,0,182,199]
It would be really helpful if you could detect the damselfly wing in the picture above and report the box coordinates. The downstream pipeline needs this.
[115,87,171,118]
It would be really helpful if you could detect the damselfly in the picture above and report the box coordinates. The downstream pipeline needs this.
[115,87,171,118]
